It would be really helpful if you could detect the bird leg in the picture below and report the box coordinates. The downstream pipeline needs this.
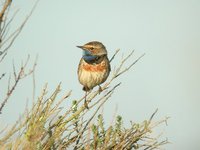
[98,85,103,94]
[84,91,89,109]
[83,86,90,109]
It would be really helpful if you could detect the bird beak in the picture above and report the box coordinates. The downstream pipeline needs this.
[77,45,89,52]
[76,45,84,49]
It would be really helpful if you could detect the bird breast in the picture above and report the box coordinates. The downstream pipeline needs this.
[78,58,110,90]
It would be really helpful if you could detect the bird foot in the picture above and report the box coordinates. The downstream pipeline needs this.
[83,86,90,92]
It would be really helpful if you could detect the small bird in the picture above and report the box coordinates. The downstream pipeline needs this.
[77,41,111,108]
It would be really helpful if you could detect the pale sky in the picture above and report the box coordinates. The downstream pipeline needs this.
[1,0,200,149]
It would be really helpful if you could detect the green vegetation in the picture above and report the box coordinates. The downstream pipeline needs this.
[0,1,169,149]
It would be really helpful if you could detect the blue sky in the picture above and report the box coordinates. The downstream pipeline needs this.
[1,0,200,149]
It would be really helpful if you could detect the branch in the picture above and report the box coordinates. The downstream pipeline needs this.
[0,0,12,22]
[115,52,145,78]
[109,49,120,63]
[64,50,145,123]
[0,0,40,62]
[0,73,5,80]
[0,56,37,114]
[73,83,121,149]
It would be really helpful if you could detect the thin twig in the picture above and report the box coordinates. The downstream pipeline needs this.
[74,89,116,150]
[149,108,158,123]
[32,55,38,102]
[0,73,5,80]
[0,0,12,22]
[0,0,40,62]
[115,53,145,78]
[1,10,19,42]
[109,49,120,63]
[0,69,21,114]
[0,56,37,114]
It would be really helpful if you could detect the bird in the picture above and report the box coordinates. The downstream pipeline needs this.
[77,41,111,108]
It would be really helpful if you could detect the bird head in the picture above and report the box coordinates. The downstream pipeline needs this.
[77,41,107,56]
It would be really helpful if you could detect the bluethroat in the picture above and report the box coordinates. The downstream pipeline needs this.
[77,41,111,108]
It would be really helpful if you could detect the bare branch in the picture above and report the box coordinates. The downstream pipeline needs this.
[0,56,37,114]
[0,0,12,22]
[115,53,145,78]
[109,49,120,63]
[31,54,38,101]
[0,73,5,80]
[12,60,17,81]
[149,108,158,123]
[73,83,121,149]
[1,10,19,40]
[0,0,40,62]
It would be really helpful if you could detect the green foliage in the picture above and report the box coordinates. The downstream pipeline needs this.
[0,47,169,150]
[0,82,169,150]
[0,1,168,149]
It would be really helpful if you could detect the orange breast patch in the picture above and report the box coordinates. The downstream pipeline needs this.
[83,61,106,72]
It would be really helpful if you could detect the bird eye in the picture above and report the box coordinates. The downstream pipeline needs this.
[90,47,94,50]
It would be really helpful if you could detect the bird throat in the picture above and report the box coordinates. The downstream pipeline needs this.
[83,54,97,61]
[83,54,105,64]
